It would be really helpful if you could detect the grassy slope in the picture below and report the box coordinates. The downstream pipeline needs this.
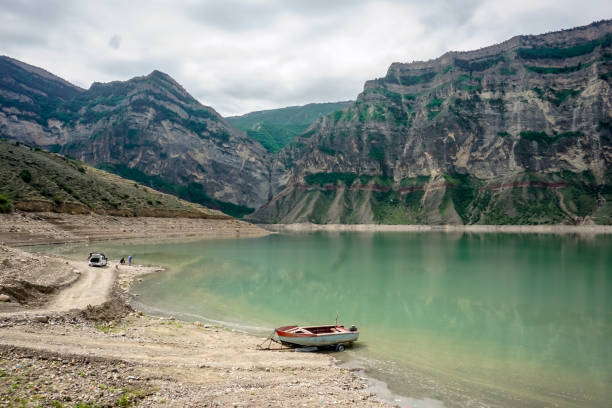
[0,142,228,218]
[97,163,255,219]
[227,101,353,152]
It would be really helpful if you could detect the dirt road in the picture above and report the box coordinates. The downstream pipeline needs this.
[47,262,115,312]
[0,260,115,318]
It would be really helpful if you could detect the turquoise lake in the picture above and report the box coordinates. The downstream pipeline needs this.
[43,232,612,407]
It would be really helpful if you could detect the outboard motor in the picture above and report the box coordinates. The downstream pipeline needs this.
[349,325,358,332]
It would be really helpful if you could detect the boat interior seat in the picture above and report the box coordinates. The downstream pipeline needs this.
[291,328,313,334]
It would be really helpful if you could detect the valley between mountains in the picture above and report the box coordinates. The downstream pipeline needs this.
[1,20,611,225]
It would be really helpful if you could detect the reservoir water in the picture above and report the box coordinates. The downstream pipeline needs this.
[44,232,612,407]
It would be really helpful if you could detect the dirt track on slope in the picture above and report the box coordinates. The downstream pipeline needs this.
[46,262,115,312]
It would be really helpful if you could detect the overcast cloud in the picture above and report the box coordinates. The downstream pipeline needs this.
[0,0,610,115]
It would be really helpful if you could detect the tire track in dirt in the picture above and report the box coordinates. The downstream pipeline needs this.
[0,261,115,317]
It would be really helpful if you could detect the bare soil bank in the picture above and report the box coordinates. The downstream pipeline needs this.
[0,211,271,246]
[262,222,612,234]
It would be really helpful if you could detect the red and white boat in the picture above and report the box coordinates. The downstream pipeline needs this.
[275,325,359,351]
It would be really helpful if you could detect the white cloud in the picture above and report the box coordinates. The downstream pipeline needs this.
[0,0,610,115]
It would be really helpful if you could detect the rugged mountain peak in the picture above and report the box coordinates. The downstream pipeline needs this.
[87,69,201,108]
[145,70,197,101]
[253,20,612,225]
[146,69,179,85]
[0,55,83,97]
[0,56,85,146]
[0,57,284,214]
[60,70,278,211]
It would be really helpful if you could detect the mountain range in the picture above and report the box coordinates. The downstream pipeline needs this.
[1,19,611,224]
[0,57,284,217]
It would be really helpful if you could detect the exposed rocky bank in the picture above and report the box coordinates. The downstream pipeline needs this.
[0,216,389,407]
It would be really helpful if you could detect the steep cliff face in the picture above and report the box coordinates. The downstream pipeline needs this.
[2,20,611,224]
[0,60,285,215]
[60,71,281,211]
[0,56,83,146]
[252,20,612,224]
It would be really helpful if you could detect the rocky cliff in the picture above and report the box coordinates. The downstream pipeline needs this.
[0,58,285,216]
[0,56,83,147]
[252,20,612,224]
[2,20,611,225]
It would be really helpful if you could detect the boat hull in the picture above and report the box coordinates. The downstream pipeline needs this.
[275,325,359,347]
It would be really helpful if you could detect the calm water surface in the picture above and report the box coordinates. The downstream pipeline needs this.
[44,232,612,407]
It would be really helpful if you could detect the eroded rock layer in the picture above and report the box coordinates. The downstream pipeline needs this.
[253,20,612,224]
[0,60,284,215]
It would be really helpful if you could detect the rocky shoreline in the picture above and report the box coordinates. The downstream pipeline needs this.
[0,213,388,407]
[262,222,612,234]
[0,212,271,247]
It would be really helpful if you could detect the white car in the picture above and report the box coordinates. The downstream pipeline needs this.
[88,253,107,267]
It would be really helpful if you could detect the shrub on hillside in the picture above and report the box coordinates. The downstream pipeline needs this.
[0,194,12,213]
[20,169,32,183]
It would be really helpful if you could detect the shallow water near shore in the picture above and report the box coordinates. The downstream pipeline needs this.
[43,232,612,407]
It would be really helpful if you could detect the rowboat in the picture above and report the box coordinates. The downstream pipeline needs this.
[275,325,359,351]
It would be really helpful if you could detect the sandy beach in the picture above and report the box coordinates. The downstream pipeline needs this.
[0,212,387,407]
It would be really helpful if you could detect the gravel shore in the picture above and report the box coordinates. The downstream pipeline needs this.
[0,213,389,407]
[262,222,612,234]
[0,315,385,407]
[0,212,271,247]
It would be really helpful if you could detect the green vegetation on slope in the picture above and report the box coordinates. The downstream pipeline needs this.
[0,141,224,218]
[304,172,394,187]
[385,71,437,86]
[98,163,253,218]
[517,34,612,60]
[454,56,503,72]
[0,194,11,213]
[304,172,359,186]
[0,56,83,125]
[533,87,583,106]
[519,130,584,145]
[227,101,353,152]
[257,171,610,225]
[525,61,594,74]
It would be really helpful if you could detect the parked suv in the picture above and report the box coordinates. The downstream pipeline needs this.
[88,253,107,267]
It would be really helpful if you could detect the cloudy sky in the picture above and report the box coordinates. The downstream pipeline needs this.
[1,1,610,116]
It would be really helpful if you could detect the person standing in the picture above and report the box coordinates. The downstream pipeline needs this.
[128,255,132,266]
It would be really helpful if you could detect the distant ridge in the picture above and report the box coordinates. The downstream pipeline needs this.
[228,101,353,152]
